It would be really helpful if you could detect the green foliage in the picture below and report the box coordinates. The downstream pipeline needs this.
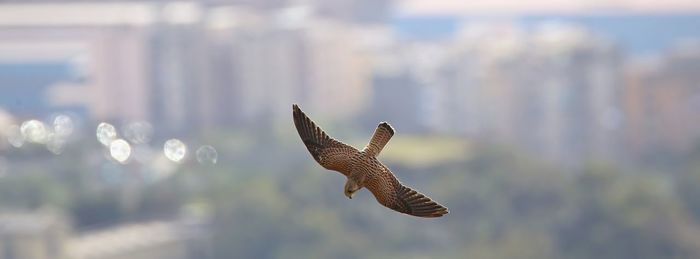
[375,135,471,168]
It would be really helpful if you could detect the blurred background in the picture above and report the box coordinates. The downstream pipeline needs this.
[0,0,699,258]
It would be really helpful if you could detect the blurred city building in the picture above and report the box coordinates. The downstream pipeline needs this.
[0,2,372,134]
[0,1,697,163]
[208,6,371,130]
[321,19,634,165]
[0,3,154,124]
[624,43,700,160]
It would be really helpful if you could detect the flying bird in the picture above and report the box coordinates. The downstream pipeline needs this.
[292,104,448,218]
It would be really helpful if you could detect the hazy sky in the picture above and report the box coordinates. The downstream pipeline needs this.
[397,0,700,15]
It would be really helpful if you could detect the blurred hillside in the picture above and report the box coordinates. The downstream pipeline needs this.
[2,132,700,258]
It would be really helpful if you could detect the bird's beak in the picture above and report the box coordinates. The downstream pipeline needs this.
[345,192,353,199]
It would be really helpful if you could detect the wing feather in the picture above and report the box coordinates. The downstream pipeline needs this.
[364,166,448,218]
[293,104,359,175]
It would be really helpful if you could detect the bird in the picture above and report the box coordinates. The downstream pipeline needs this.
[292,104,448,218]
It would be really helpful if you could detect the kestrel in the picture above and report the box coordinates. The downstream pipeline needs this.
[292,104,448,218]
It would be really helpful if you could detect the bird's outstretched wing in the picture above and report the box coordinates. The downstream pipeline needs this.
[364,167,448,218]
[293,104,359,175]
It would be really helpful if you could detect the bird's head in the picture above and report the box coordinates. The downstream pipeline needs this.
[344,179,360,199]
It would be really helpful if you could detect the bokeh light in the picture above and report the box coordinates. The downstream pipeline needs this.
[5,125,24,148]
[163,139,187,162]
[96,122,117,146]
[20,120,49,144]
[53,114,74,137]
[195,145,218,164]
[123,121,153,144]
[109,139,132,163]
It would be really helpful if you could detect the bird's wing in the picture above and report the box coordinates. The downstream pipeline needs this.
[293,104,359,175]
[362,122,394,157]
[364,166,448,218]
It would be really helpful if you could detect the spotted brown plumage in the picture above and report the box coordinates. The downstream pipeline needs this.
[292,104,448,218]
[292,104,359,174]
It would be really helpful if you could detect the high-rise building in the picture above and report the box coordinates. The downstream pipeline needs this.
[0,3,154,124]
[207,8,371,131]
[623,44,700,159]
[304,20,371,119]
[527,24,623,165]
[437,23,623,165]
